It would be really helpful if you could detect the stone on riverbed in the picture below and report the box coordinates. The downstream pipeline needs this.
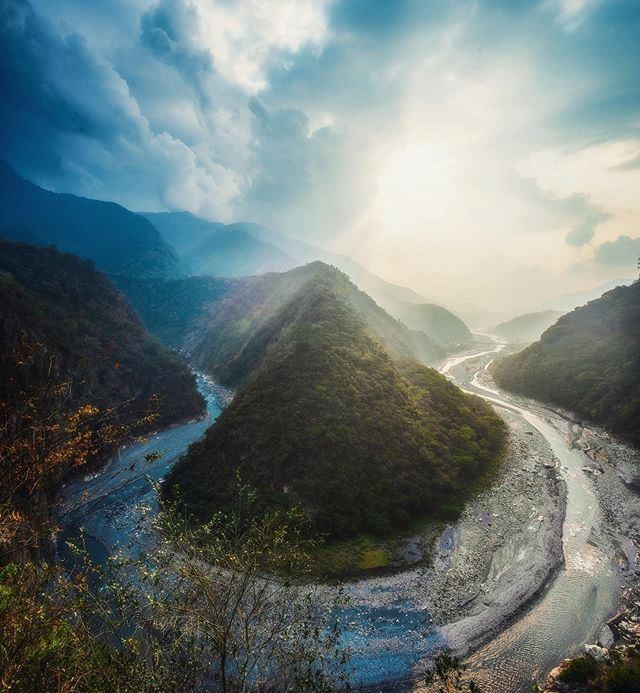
[584,643,608,663]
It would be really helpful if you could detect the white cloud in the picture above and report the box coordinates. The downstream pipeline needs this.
[192,0,333,93]
[520,139,640,250]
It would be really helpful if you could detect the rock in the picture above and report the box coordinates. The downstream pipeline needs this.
[584,643,608,663]
[597,624,615,648]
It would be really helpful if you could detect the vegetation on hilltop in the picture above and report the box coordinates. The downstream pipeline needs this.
[492,309,564,344]
[0,242,347,690]
[119,262,446,380]
[493,281,640,446]
[0,241,204,462]
[166,271,505,539]
[384,299,473,348]
[139,211,471,350]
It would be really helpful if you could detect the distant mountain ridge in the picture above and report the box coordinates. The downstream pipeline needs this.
[546,279,633,313]
[143,212,297,277]
[0,162,184,279]
[492,310,564,344]
[117,262,447,377]
[144,211,471,350]
[493,281,640,446]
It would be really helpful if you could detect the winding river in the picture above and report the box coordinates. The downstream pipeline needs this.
[440,339,620,691]
[57,342,626,691]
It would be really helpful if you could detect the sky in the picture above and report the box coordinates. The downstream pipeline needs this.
[1,0,639,313]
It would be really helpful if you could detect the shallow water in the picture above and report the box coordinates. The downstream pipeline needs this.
[448,345,619,691]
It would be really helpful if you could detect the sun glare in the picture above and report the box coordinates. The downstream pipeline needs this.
[374,143,456,231]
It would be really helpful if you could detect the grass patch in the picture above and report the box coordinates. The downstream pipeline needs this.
[558,656,600,683]
[307,517,445,580]
[357,548,389,570]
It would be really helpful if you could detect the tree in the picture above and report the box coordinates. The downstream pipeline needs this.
[116,481,351,691]
[421,652,482,692]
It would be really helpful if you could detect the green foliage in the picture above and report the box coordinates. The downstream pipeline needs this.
[114,273,234,348]
[0,486,350,691]
[0,240,204,433]
[422,652,482,692]
[493,281,640,446]
[389,300,472,349]
[165,268,505,541]
[492,310,564,345]
[604,654,640,692]
[118,262,445,386]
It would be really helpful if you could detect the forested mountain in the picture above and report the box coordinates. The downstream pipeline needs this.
[380,299,473,348]
[492,310,564,344]
[165,265,505,539]
[493,281,640,446]
[118,262,446,381]
[140,211,471,348]
[0,241,204,435]
[0,162,183,279]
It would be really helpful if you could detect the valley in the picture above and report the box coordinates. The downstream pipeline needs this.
[3,5,640,689]
[55,336,640,691]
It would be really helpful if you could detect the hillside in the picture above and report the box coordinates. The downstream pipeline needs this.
[380,299,473,348]
[492,310,564,344]
[117,262,446,380]
[492,281,640,446]
[140,212,471,348]
[0,241,204,435]
[165,268,505,539]
[0,162,183,279]
[546,278,633,312]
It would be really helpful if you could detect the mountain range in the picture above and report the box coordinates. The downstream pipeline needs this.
[117,262,447,374]
[0,162,184,279]
[142,211,472,350]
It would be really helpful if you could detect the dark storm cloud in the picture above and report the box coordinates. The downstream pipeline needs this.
[0,0,236,214]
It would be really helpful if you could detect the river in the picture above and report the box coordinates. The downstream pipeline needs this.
[439,338,620,691]
[57,343,628,691]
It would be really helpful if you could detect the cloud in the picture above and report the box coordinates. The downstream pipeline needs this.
[594,235,640,265]
[162,0,333,95]
[0,0,239,216]
[563,195,611,247]
[241,99,375,242]
[140,0,214,105]
[3,0,640,311]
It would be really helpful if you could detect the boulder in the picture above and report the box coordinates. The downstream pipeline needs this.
[584,643,608,663]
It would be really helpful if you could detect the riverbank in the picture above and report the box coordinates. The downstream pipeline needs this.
[55,345,635,692]
[424,408,565,656]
